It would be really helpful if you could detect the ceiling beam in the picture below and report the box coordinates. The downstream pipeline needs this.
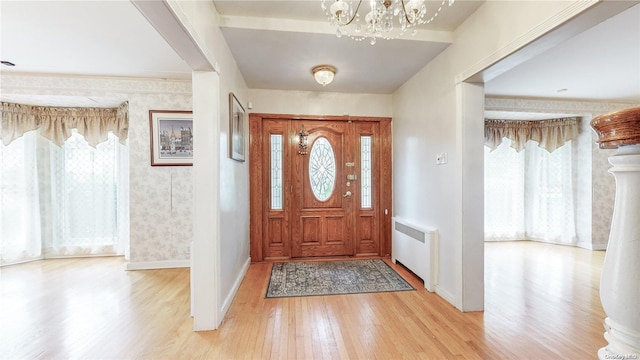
[219,15,454,44]
[463,0,639,84]
[132,0,215,72]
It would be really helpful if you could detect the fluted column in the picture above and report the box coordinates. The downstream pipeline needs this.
[591,107,640,359]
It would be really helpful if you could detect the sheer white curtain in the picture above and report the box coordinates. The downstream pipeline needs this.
[525,141,576,244]
[0,102,129,266]
[484,139,526,240]
[484,138,577,245]
[0,132,42,265]
[45,131,128,257]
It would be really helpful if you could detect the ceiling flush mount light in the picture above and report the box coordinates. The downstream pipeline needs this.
[322,0,455,44]
[312,65,336,86]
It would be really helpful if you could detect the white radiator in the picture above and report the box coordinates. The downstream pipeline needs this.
[391,217,439,292]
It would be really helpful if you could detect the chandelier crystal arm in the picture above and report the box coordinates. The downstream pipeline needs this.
[400,0,415,25]
[343,0,363,26]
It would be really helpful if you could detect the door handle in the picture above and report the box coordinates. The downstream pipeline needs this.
[343,191,352,198]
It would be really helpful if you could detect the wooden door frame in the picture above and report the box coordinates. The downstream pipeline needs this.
[249,113,392,262]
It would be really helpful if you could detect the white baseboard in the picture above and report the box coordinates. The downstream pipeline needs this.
[219,257,251,318]
[126,259,190,270]
[577,242,608,251]
[435,285,456,307]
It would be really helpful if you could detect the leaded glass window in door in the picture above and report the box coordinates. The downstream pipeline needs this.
[361,136,372,208]
[308,137,336,201]
[270,134,283,210]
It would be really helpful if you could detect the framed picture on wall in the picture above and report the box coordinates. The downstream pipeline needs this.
[149,110,193,166]
[229,92,246,162]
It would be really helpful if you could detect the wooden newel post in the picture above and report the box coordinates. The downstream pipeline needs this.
[591,107,640,359]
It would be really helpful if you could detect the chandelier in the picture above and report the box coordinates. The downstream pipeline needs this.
[321,0,455,44]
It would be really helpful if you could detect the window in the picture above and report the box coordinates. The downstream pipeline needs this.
[50,131,122,250]
[0,130,128,265]
[270,134,283,210]
[309,137,336,201]
[361,136,372,208]
[0,132,42,264]
[484,139,576,244]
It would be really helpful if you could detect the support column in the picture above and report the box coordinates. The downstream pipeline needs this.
[591,107,640,359]
[192,71,221,331]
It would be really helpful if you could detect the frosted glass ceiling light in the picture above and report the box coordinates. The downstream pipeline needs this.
[312,65,336,86]
[321,0,455,44]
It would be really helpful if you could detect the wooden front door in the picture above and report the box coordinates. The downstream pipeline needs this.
[291,120,352,257]
[249,114,392,261]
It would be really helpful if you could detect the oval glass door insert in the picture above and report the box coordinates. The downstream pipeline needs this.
[309,137,336,201]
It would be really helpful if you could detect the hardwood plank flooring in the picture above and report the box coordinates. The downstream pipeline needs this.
[0,241,606,359]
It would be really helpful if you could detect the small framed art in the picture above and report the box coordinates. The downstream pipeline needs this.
[149,110,193,166]
[229,93,246,162]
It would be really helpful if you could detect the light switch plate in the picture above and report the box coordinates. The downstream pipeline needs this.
[436,152,448,165]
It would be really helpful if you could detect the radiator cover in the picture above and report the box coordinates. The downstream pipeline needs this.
[391,217,439,292]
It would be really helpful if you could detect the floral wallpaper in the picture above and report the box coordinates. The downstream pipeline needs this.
[591,137,617,248]
[127,94,193,263]
[1,74,193,265]
[574,115,593,249]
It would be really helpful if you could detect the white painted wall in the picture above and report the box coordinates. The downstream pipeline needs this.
[456,82,485,311]
[392,0,597,310]
[248,89,393,117]
[166,1,251,329]
[192,71,221,330]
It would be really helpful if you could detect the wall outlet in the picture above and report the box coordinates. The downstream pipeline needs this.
[436,152,448,165]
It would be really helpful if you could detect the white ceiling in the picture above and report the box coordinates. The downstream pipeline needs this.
[219,28,450,93]
[0,1,192,80]
[485,2,640,104]
[1,1,639,103]
[214,0,485,93]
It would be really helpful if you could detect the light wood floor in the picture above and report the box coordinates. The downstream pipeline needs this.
[0,241,606,359]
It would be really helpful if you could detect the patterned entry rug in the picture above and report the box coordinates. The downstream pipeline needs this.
[265,259,415,298]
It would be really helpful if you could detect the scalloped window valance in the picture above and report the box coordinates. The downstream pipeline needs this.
[484,117,580,153]
[1,101,129,147]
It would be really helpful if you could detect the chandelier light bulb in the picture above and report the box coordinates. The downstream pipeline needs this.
[330,0,351,24]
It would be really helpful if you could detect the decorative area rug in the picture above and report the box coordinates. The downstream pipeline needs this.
[265,259,415,298]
